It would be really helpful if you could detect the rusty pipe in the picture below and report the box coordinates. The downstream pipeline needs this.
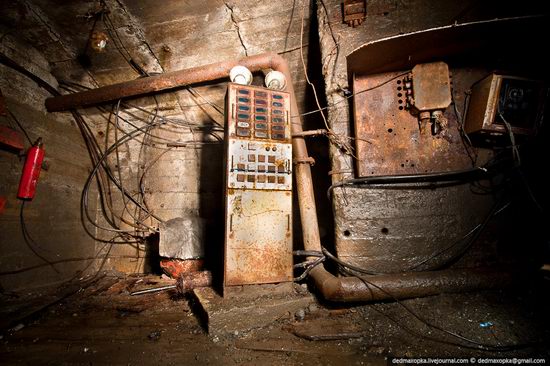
[129,270,212,296]
[45,53,507,303]
[176,270,213,293]
[308,266,515,302]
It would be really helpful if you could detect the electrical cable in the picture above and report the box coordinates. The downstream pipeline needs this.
[407,197,504,271]
[327,166,492,200]
[111,100,158,234]
[6,109,33,145]
[293,257,325,282]
[80,116,165,233]
[290,72,409,120]
[451,87,477,166]
[499,110,544,214]
[19,201,60,274]
[59,79,222,240]
[293,236,537,351]
[303,245,539,351]
[341,266,537,352]
[59,82,224,139]
[0,50,151,247]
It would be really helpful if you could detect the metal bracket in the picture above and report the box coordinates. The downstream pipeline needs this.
[294,157,316,166]
[292,129,328,138]
[343,0,366,27]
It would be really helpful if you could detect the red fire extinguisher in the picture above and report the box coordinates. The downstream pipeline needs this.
[17,137,45,200]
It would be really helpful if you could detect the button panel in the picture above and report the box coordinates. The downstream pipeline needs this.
[227,140,292,191]
[227,84,292,192]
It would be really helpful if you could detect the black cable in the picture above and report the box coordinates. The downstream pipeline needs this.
[293,250,324,257]
[341,267,537,352]
[0,49,149,246]
[20,201,60,274]
[407,197,504,271]
[294,242,537,351]
[451,87,477,166]
[322,246,382,275]
[291,72,409,120]
[327,166,491,200]
[59,83,224,140]
[293,257,325,282]
[6,109,33,145]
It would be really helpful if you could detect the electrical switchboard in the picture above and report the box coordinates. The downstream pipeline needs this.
[223,83,293,287]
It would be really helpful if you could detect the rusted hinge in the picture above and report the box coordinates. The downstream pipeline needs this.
[343,0,366,27]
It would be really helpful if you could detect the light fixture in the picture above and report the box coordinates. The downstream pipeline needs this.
[264,70,286,90]
[90,31,108,52]
[229,66,252,85]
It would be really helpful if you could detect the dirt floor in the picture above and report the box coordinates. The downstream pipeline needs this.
[1,271,549,365]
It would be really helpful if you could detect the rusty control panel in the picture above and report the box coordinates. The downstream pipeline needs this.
[223,83,293,288]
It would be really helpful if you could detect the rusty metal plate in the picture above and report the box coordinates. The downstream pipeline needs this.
[353,71,471,177]
[224,189,292,286]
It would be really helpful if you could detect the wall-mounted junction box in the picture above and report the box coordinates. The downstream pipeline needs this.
[464,74,545,136]
[223,83,293,288]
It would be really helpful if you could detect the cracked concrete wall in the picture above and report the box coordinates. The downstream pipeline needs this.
[2,0,315,274]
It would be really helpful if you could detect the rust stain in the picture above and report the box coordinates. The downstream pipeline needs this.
[353,71,471,177]
[225,190,292,287]
[160,259,204,278]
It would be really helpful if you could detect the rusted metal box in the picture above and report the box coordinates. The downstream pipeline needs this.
[411,62,451,112]
[223,84,293,287]
[464,74,544,136]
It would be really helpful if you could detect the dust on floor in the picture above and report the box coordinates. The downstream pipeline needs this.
[1,272,548,365]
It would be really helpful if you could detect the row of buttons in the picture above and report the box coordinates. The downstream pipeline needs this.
[236,129,286,139]
[248,154,275,163]
[237,89,284,100]
[236,174,286,184]
[236,99,284,109]
[235,163,287,173]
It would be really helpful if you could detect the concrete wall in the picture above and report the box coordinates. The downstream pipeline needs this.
[316,0,546,272]
[0,35,96,291]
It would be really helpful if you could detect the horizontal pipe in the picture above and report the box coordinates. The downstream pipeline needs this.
[47,53,289,112]
[309,266,515,303]
[176,270,213,293]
